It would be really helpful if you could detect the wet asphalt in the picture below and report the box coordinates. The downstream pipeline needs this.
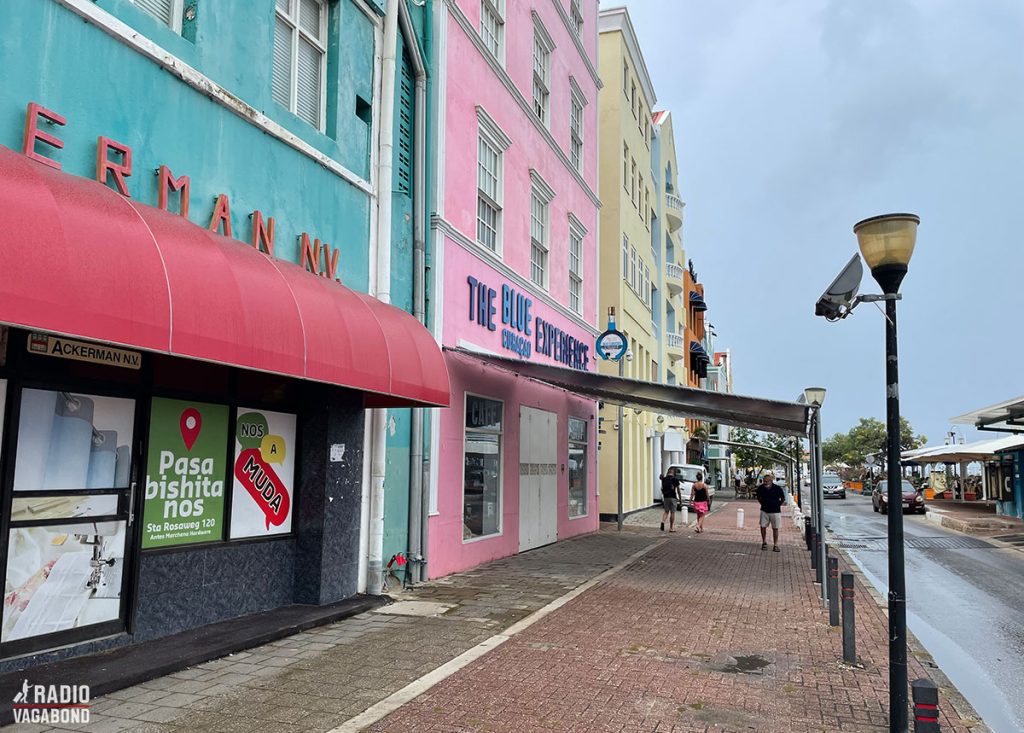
[824,493,1023,733]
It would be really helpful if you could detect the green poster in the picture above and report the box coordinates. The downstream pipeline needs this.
[143,397,229,548]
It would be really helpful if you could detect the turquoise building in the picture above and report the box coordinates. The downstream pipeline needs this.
[0,0,442,675]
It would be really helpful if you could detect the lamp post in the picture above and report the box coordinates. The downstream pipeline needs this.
[804,387,827,603]
[854,212,920,733]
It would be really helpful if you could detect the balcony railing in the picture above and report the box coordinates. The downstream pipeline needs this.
[666,193,684,212]
[665,331,686,350]
[665,194,684,232]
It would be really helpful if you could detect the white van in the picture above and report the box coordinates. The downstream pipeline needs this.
[660,463,715,510]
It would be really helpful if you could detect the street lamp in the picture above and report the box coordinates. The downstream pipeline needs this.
[854,212,919,733]
[803,387,827,604]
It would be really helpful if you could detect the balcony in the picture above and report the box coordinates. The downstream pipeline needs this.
[665,262,684,296]
[665,331,686,363]
[665,193,684,232]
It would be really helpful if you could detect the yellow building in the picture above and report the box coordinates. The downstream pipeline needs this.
[596,7,660,516]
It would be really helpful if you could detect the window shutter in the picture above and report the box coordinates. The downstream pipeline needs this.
[272,16,293,109]
[295,37,322,127]
[298,0,323,39]
[396,54,414,196]
[132,0,175,27]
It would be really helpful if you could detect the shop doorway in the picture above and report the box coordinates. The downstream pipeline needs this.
[519,407,557,552]
[2,384,140,656]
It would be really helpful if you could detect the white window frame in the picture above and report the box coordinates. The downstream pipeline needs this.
[622,143,629,192]
[273,0,329,132]
[531,14,555,127]
[569,78,586,174]
[567,416,589,519]
[475,107,511,257]
[630,246,637,292]
[480,0,505,63]
[462,393,505,543]
[530,170,555,290]
[569,0,584,38]
[568,214,586,315]
[622,234,629,281]
[131,0,184,32]
[622,61,629,96]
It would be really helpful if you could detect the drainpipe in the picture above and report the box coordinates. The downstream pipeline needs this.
[368,0,400,596]
[398,0,429,583]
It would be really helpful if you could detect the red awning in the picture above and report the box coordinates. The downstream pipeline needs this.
[0,146,449,408]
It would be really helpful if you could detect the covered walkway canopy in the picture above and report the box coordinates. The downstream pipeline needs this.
[902,436,1024,465]
[449,348,811,436]
[952,396,1024,434]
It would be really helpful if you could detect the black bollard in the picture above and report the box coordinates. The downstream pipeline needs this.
[841,572,856,664]
[814,534,823,584]
[810,527,818,569]
[804,516,812,550]
[828,557,839,626]
[912,678,940,732]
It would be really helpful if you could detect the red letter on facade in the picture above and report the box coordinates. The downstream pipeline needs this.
[300,233,322,275]
[251,211,275,256]
[96,137,133,197]
[22,102,66,170]
[209,194,232,237]
[321,243,341,282]
[157,165,190,217]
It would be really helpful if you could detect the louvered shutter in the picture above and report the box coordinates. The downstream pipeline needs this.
[132,0,175,28]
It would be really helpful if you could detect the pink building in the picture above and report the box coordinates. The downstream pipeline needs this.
[427,0,602,577]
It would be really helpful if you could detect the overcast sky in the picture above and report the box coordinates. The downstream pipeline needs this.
[620,0,1024,445]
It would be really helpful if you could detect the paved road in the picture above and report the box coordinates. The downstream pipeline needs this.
[824,493,1024,733]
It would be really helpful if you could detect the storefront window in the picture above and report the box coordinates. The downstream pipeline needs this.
[568,417,588,518]
[464,396,502,540]
[14,390,135,492]
[230,408,297,539]
[5,388,135,644]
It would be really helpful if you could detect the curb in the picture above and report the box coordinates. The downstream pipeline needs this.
[829,542,992,732]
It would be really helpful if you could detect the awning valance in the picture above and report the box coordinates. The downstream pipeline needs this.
[448,348,811,436]
[0,146,449,408]
[902,436,1024,464]
[689,290,708,312]
[951,397,1024,433]
[689,341,710,363]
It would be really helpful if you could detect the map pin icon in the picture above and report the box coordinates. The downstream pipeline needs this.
[180,408,202,452]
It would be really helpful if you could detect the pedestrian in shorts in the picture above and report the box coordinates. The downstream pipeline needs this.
[756,473,786,552]
[659,468,681,532]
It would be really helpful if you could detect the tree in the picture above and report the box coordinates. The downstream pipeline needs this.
[730,428,798,479]
[822,417,926,479]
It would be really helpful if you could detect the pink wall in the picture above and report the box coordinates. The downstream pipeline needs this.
[428,1,602,578]
[428,349,599,579]
[442,0,600,324]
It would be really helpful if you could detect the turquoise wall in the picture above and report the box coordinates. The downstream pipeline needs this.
[3,0,377,290]
[2,0,434,574]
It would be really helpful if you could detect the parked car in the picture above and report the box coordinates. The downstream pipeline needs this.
[872,479,926,514]
[663,463,715,511]
[822,473,845,499]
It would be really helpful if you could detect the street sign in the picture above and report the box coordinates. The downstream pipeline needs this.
[596,329,627,361]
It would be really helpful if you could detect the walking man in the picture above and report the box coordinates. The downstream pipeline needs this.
[659,468,681,532]
[756,473,785,552]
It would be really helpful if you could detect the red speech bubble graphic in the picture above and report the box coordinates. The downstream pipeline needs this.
[234,448,290,529]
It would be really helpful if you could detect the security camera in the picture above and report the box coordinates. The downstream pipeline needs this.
[814,253,863,321]
[625,349,634,361]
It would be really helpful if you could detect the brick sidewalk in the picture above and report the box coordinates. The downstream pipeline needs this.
[6,530,656,733]
[368,506,980,732]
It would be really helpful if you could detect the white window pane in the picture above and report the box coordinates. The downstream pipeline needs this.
[299,0,323,39]
[296,37,323,127]
[481,2,503,58]
[272,16,293,110]
[132,0,175,27]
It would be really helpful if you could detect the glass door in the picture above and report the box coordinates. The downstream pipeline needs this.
[2,387,137,652]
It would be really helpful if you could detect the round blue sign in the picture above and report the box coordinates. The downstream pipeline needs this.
[596,330,627,361]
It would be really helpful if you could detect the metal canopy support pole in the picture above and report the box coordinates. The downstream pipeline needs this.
[795,439,802,510]
[813,407,827,604]
[807,423,817,539]
[617,356,625,532]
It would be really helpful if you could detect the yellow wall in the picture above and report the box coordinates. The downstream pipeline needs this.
[596,28,658,515]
